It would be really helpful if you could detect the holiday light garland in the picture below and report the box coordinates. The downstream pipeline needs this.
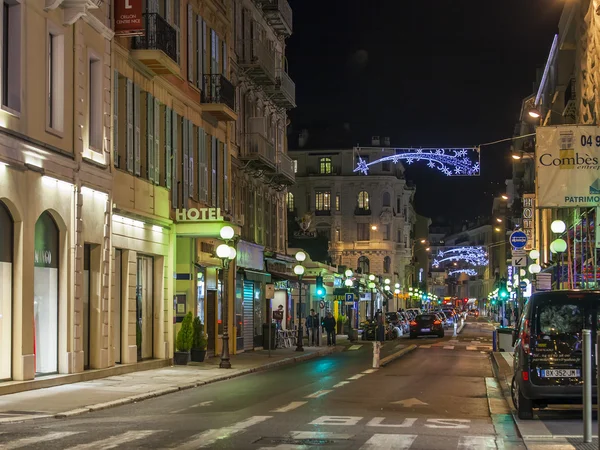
[432,246,489,268]
[448,268,478,277]
[354,148,480,176]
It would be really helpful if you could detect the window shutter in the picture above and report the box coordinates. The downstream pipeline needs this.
[198,128,208,202]
[134,84,141,176]
[187,4,193,82]
[154,98,160,184]
[166,0,172,24]
[196,16,203,90]
[188,121,194,197]
[126,79,133,173]
[223,143,228,211]
[165,106,172,189]
[222,40,227,76]
[113,71,119,168]
[172,110,178,208]
[211,135,217,206]
[202,21,208,82]
[147,93,155,182]
[182,118,189,203]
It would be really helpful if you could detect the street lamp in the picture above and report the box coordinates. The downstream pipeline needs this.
[551,220,566,234]
[216,240,236,369]
[294,251,306,352]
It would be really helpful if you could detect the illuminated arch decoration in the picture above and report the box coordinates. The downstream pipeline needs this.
[448,268,478,277]
[432,246,489,268]
[354,148,480,176]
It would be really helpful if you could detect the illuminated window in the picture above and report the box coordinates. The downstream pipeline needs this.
[293,159,298,173]
[357,256,370,274]
[335,194,340,211]
[357,191,370,209]
[286,192,294,211]
[319,157,332,174]
[383,256,391,273]
[315,191,331,211]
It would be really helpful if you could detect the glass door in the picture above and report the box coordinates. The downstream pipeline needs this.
[136,255,154,361]
[113,249,122,363]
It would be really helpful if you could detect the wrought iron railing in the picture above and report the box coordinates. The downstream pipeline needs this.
[564,77,576,106]
[201,74,235,111]
[132,13,177,63]
[277,151,294,180]
[242,133,276,165]
[264,0,292,32]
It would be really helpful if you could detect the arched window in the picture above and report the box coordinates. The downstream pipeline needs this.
[357,191,370,210]
[0,201,12,380]
[382,192,391,207]
[358,256,370,274]
[383,256,391,273]
[286,192,294,211]
[319,157,332,174]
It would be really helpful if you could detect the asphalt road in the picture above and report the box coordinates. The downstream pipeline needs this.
[0,320,523,450]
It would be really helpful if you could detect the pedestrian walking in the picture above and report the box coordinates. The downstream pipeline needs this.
[323,312,336,346]
[376,309,385,343]
[306,309,320,346]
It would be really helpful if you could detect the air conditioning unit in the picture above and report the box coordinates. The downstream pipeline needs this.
[249,117,267,136]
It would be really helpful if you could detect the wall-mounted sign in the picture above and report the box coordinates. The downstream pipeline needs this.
[236,240,264,271]
[176,208,224,222]
[522,194,535,251]
[114,0,144,36]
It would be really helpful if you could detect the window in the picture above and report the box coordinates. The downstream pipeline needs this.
[335,228,340,241]
[382,192,391,207]
[357,223,370,241]
[315,191,331,211]
[293,160,298,173]
[357,191,370,210]
[357,256,370,274]
[335,194,340,211]
[316,224,330,240]
[286,192,294,211]
[88,55,103,151]
[319,157,332,174]
[382,161,390,171]
[2,0,20,113]
[47,30,64,133]
[198,127,208,202]
[384,224,390,240]
[397,197,401,212]
[383,256,391,273]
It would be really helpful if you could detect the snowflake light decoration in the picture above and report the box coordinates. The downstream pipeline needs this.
[354,148,480,176]
[432,246,489,268]
[448,268,478,277]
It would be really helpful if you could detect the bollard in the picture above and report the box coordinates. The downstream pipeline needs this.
[492,330,497,351]
[583,329,592,443]
[453,322,458,337]
[372,341,381,368]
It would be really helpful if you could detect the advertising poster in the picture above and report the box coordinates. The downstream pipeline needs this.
[536,125,600,207]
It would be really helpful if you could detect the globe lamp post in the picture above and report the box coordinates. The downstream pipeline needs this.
[216,242,236,369]
[294,251,306,352]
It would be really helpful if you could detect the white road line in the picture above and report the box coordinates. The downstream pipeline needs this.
[466,346,477,351]
[443,346,454,350]
[362,369,378,374]
[333,381,351,388]
[419,345,431,348]
[270,401,307,412]
[305,390,333,398]
[1,432,80,449]
[66,431,157,450]
[348,374,365,380]
[176,416,272,449]
[288,431,353,440]
[525,443,575,450]
[458,435,497,449]
[171,400,214,413]
[348,345,362,350]
[359,434,417,450]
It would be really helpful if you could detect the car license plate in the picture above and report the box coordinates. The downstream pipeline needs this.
[541,369,581,378]
[421,328,430,332]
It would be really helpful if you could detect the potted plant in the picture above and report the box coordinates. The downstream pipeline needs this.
[191,316,207,362]
[174,312,193,365]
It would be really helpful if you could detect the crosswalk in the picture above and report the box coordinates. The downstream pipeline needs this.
[416,338,493,352]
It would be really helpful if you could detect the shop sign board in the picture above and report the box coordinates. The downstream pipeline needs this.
[114,0,144,36]
[176,208,224,222]
[522,195,535,250]
[536,125,600,207]
[236,240,264,271]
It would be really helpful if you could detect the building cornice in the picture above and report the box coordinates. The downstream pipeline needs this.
[82,13,115,40]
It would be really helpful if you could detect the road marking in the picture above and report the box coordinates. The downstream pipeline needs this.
[471,341,481,345]
[466,346,477,351]
[425,419,471,429]
[333,381,351,388]
[271,401,307,412]
[171,400,213,414]
[443,345,454,350]
[458,436,496,449]
[176,416,272,449]
[348,374,365,380]
[305,390,332,398]
[390,398,428,407]
[348,345,362,350]
[359,434,417,449]
[394,343,405,349]
[66,431,157,449]
[309,416,362,426]
[366,417,417,428]
[288,431,353,440]
[362,369,378,374]
[525,443,575,450]
[419,345,431,348]
[1,432,79,449]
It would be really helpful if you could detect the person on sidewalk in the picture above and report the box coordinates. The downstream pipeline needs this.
[306,309,320,346]
[323,312,336,346]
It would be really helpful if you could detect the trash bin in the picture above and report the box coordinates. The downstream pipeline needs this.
[262,323,277,350]
[496,327,515,352]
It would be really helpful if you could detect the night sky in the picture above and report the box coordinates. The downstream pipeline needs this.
[286,0,564,224]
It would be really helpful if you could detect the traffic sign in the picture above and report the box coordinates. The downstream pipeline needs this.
[512,256,526,267]
[519,281,527,289]
[345,293,354,302]
[512,249,526,257]
[510,231,528,249]
[319,300,325,309]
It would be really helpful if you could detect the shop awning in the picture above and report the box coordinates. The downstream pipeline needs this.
[243,269,272,283]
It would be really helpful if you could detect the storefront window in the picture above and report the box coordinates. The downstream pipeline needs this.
[34,212,59,375]
[196,270,205,324]
[136,255,154,361]
[253,284,262,346]
[235,279,243,351]
[0,201,12,380]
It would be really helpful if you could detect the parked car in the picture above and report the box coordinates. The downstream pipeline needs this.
[511,290,599,419]
[409,314,445,338]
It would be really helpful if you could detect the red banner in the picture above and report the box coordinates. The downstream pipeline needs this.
[114,0,144,36]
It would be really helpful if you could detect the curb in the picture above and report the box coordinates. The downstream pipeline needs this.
[380,344,417,367]
[47,346,340,421]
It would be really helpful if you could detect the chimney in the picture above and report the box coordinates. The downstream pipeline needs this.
[371,135,380,146]
[383,137,390,147]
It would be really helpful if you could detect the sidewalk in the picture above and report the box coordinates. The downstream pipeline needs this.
[0,340,350,424]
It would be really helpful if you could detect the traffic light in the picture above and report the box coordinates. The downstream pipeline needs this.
[499,278,508,299]
[315,276,325,298]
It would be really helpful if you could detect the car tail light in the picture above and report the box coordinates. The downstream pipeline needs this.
[520,319,530,352]
[522,371,529,381]
[433,320,441,325]
[410,321,417,326]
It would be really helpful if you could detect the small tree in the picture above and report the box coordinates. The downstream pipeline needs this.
[192,316,207,350]
[176,312,194,352]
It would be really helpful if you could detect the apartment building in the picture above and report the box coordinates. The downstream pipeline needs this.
[0,0,114,381]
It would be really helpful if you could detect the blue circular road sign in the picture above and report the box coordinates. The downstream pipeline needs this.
[510,231,528,249]
[519,281,527,290]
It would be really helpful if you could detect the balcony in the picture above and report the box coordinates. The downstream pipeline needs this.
[201,74,237,122]
[354,207,371,216]
[272,151,295,185]
[240,133,276,172]
[315,210,331,216]
[260,0,292,37]
[265,68,296,109]
[131,13,179,76]
[563,77,577,119]
[238,39,276,86]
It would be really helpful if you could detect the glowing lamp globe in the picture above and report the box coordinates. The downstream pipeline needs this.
[368,274,375,281]
[384,285,390,291]
[520,269,526,277]
[295,251,307,262]
[551,220,566,234]
[395,283,400,288]
[344,278,353,287]
[293,264,305,276]
[384,278,390,285]
[529,263,541,274]
[368,282,375,289]
[344,269,353,277]
[529,249,540,260]
[394,288,400,294]
[228,247,237,260]
[552,238,567,253]
[219,225,235,240]
[216,244,231,259]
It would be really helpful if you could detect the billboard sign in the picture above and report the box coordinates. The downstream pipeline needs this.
[114,0,144,36]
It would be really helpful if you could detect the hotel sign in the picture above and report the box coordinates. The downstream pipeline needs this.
[522,195,535,251]
[176,208,224,222]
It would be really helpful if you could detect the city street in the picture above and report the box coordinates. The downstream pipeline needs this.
[0,321,523,450]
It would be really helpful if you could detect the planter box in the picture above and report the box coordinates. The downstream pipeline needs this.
[174,351,190,365]
[191,348,206,362]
